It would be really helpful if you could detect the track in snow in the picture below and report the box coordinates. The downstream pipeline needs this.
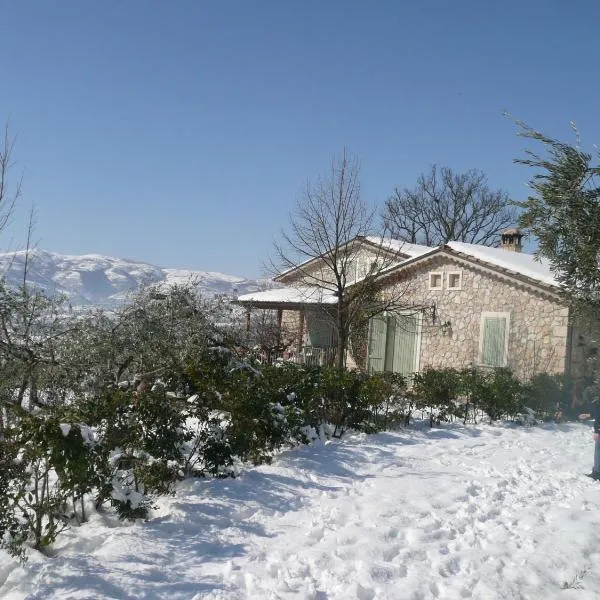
[2,423,600,599]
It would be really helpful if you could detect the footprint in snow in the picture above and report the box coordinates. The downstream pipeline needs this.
[381,543,401,562]
[370,563,406,582]
[439,555,461,577]
[356,582,376,600]
[307,526,325,543]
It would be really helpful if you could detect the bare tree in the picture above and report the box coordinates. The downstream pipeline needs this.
[382,165,517,246]
[0,124,21,240]
[273,149,406,370]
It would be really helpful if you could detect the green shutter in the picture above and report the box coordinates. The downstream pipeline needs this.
[391,314,419,379]
[367,316,387,373]
[384,316,396,371]
[482,317,507,367]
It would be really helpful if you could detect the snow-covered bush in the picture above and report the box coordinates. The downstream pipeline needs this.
[0,414,106,558]
[0,438,28,561]
[181,410,235,478]
[223,367,309,464]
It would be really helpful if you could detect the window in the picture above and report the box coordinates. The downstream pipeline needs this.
[356,258,369,280]
[447,271,462,290]
[479,312,510,367]
[342,256,370,283]
[343,258,358,283]
[429,272,443,290]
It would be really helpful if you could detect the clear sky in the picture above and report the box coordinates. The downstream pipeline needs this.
[0,1,598,278]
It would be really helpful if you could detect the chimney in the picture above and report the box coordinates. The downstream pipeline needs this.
[500,228,523,253]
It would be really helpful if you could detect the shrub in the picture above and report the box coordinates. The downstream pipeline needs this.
[471,368,523,422]
[0,437,29,561]
[0,414,101,555]
[522,373,574,421]
[316,368,370,436]
[412,368,462,427]
[360,372,408,429]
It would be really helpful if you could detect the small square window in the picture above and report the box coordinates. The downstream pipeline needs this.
[429,272,443,290]
[447,271,462,290]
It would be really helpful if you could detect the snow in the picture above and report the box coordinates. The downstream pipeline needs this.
[59,423,95,444]
[446,242,557,287]
[2,422,600,599]
[363,237,433,259]
[237,286,338,305]
[0,249,263,308]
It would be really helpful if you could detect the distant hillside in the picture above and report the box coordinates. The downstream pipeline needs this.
[0,249,265,308]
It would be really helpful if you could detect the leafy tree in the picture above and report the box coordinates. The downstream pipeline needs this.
[515,123,600,313]
[383,165,517,246]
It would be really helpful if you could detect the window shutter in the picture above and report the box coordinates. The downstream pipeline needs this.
[367,316,387,373]
[392,314,419,379]
[482,317,507,367]
[384,316,396,371]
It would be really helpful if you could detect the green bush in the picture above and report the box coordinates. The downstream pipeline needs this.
[412,368,462,427]
[0,414,103,556]
[522,373,574,421]
[471,368,523,422]
[360,371,408,429]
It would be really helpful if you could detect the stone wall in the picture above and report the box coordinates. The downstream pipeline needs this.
[567,316,600,383]
[385,255,570,380]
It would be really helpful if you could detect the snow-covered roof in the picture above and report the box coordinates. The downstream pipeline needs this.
[445,242,557,287]
[236,285,337,306]
[246,239,559,309]
[363,237,432,259]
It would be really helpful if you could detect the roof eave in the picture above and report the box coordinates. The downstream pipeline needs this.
[232,298,335,310]
[374,245,562,299]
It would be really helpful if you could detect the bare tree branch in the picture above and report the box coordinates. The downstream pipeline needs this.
[0,124,21,240]
[382,165,517,247]
[270,149,411,369]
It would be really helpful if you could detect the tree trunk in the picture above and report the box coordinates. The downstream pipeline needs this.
[335,298,345,370]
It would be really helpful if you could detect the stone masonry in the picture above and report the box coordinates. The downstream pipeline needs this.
[385,255,570,381]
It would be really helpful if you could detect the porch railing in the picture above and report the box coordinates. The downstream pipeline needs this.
[295,346,337,367]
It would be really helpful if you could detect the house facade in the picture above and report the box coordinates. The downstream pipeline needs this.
[236,231,594,382]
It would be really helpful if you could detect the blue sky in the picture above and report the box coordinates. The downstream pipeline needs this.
[0,1,598,278]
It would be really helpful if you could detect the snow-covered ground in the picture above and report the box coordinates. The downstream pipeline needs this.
[2,422,600,600]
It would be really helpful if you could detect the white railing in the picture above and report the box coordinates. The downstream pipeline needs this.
[296,346,337,367]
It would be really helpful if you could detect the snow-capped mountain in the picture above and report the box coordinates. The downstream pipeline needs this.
[0,249,264,308]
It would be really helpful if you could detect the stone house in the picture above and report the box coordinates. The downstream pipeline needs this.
[236,231,594,382]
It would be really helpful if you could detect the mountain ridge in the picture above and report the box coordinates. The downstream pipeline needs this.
[0,249,264,308]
